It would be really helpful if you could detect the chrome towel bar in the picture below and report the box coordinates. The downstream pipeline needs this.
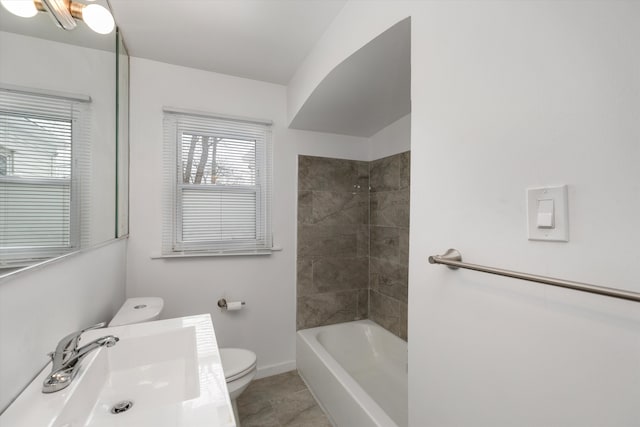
[428,249,640,303]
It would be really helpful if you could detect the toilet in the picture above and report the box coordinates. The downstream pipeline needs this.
[108,297,257,426]
[109,297,164,326]
[220,348,258,426]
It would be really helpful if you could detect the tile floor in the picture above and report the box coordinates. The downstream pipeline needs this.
[237,370,332,427]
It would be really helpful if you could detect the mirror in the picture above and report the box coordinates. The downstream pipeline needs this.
[116,29,129,237]
[0,1,128,275]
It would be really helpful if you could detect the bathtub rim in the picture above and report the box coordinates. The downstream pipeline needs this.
[297,319,405,427]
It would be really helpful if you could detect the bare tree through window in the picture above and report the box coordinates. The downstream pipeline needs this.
[181,133,255,186]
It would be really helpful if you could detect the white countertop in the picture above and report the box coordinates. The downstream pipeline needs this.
[0,314,236,427]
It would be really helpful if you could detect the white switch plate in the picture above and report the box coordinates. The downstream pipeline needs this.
[527,185,569,242]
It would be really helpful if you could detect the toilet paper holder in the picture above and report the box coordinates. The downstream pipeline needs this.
[217,298,246,310]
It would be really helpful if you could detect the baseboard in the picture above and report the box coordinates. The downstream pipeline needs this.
[255,359,297,379]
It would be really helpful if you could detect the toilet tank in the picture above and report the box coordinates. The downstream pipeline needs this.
[109,297,164,327]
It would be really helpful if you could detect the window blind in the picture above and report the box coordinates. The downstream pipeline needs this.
[163,109,273,255]
[0,87,91,268]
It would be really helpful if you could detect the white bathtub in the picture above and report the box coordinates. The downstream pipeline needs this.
[297,320,407,427]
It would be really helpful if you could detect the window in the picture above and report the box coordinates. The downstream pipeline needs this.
[163,109,273,255]
[0,148,11,176]
[0,87,90,268]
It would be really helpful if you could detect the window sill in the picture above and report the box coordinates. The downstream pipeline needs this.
[150,247,283,259]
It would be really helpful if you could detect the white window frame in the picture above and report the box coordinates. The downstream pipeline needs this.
[163,108,273,256]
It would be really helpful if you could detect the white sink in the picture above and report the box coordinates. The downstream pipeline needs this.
[0,314,236,427]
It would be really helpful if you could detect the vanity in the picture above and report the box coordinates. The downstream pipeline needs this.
[0,315,236,426]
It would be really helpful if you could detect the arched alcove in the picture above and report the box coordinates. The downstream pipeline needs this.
[289,17,410,137]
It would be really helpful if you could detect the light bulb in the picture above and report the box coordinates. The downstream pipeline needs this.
[1,0,38,18]
[82,3,114,35]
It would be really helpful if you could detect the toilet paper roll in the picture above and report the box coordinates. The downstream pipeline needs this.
[226,301,243,311]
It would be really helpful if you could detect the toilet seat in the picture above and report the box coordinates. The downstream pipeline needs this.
[220,348,257,383]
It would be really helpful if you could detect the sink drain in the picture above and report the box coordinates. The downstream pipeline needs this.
[111,400,134,414]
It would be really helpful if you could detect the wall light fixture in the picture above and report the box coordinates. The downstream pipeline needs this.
[1,0,115,34]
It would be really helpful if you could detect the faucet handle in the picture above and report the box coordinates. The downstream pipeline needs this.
[81,321,107,332]
[45,321,112,392]
[76,322,107,341]
[54,322,108,360]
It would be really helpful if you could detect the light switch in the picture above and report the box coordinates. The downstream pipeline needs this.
[536,199,554,228]
[527,185,568,242]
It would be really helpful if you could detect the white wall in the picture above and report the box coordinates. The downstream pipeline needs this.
[0,31,116,245]
[411,3,640,425]
[369,113,410,160]
[293,1,640,425]
[126,57,369,378]
[0,239,127,412]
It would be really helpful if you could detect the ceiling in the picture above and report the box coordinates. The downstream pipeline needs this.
[108,0,347,85]
[289,18,411,137]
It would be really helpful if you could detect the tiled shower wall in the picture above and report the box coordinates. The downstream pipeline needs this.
[369,152,410,340]
[296,152,410,341]
[296,156,370,330]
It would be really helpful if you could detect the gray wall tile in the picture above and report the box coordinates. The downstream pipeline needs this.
[370,154,400,192]
[357,288,369,319]
[298,191,312,224]
[297,291,360,330]
[368,152,410,341]
[400,151,410,190]
[298,224,359,258]
[369,290,407,340]
[399,306,408,341]
[310,191,368,226]
[296,152,409,341]
[356,225,370,258]
[297,257,314,297]
[370,189,410,228]
[398,227,410,266]
[370,226,401,262]
[313,257,368,293]
[299,156,368,192]
[370,257,408,303]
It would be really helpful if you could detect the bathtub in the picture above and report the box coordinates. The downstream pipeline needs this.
[297,320,407,427]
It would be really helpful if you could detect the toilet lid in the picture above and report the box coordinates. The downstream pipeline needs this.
[220,348,257,383]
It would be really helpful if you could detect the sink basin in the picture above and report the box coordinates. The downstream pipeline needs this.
[0,314,235,427]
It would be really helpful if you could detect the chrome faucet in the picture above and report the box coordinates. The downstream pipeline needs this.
[42,322,119,393]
